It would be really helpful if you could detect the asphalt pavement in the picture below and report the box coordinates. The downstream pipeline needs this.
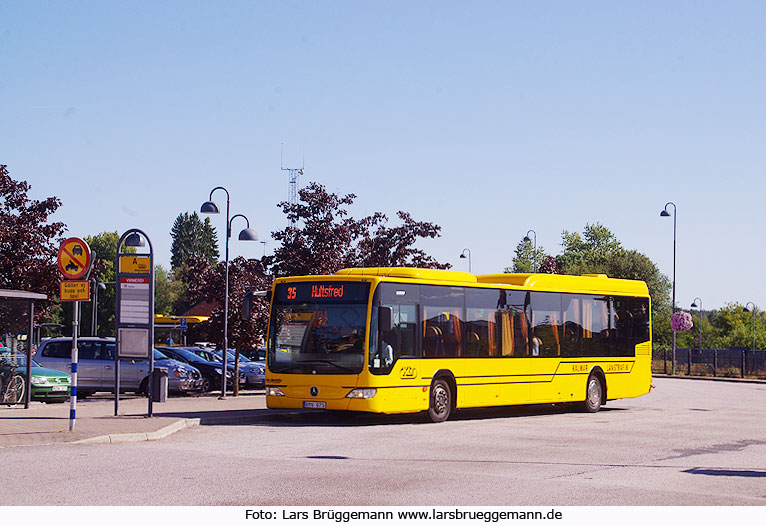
[2,374,764,449]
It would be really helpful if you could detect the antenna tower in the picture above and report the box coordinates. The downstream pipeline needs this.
[281,145,304,209]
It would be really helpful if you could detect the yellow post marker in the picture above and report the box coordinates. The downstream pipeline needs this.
[120,256,151,274]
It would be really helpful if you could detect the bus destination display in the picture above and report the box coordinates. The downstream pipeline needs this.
[275,282,370,304]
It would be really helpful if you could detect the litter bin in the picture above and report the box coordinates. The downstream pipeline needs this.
[152,367,168,403]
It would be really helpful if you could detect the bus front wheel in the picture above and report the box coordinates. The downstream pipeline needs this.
[581,374,603,413]
[428,379,452,423]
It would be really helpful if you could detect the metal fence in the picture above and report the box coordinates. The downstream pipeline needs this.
[653,348,766,379]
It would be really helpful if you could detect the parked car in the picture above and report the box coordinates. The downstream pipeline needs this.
[36,337,203,397]
[212,349,265,388]
[1,348,71,403]
[156,346,245,392]
[240,346,266,362]
[153,349,204,394]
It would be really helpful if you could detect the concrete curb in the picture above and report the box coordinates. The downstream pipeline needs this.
[74,418,199,444]
[654,374,766,385]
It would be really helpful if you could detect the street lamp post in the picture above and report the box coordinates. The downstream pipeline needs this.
[523,230,537,273]
[691,297,702,376]
[201,188,258,398]
[691,298,703,352]
[744,302,757,353]
[660,202,677,375]
[90,281,108,336]
[459,248,472,273]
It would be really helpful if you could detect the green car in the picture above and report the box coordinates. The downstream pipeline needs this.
[1,351,71,404]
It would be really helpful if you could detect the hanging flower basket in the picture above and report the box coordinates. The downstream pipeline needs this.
[671,311,694,332]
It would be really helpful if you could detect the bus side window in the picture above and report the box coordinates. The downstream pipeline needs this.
[421,285,465,359]
[529,291,562,357]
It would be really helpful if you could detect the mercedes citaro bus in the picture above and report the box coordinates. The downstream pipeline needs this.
[262,267,652,422]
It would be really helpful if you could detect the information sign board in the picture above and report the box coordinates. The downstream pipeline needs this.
[120,256,151,274]
[118,328,150,359]
[60,281,90,302]
[119,277,151,325]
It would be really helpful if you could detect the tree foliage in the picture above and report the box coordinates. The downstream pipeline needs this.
[0,164,66,301]
[185,256,271,349]
[170,212,219,270]
[351,211,449,269]
[77,231,138,336]
[154,264,185,316]
[505,239,550,273]
[266,182,449,277]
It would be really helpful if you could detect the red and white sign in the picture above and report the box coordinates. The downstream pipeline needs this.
[57,237,91,280]
[119,277,151,324]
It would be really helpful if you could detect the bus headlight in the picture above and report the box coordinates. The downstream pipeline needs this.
[267,387,285,397]
[346,388,377,399]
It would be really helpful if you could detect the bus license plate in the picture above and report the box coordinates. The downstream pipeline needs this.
[52,386,68,392]
[303,401,326,409]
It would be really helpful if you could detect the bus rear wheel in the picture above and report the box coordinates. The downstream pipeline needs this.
[581,374,603,413]
[428,379,452,423]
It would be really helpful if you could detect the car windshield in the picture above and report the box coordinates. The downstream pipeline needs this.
[164,348,209,364]
[268,282,370,375]
[216,350,253,363]
[154,349,169,360]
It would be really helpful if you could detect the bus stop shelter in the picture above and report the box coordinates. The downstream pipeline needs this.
[0,289,47,409]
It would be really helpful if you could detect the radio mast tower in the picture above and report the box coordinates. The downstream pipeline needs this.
[281,145,304,207]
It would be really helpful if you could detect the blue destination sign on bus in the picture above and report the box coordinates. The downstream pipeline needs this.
[274,282,370,304]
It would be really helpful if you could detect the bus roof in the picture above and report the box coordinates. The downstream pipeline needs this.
[333,267,648,296]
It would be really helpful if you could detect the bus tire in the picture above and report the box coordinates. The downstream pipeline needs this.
[581,373,603,413]
[428,379,452,423]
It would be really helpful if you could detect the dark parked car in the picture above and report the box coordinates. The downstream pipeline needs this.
[240,347,266,362]
[156,347,245,392]
[212,350,265,388]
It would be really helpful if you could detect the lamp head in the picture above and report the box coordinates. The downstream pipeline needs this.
[691,302,698,308]
[660,210,671,217]
[98,282,107,290]
[523,236,531,242]
[459,253,466,259]
[238,228,258,241]
[201,201,220,214]
[125,232,145,247]
[743,307,751,313]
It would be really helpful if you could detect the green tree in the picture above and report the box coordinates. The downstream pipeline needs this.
[80,231,135,336]
[154,265,185,316]
[170,212,219,270]
[707,303,766,350]
[505,239,550,273]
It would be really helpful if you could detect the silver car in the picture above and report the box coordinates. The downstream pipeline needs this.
[36,337,202,396]
[154,349,204,393]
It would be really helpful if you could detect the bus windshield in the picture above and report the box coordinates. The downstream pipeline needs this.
[268,282,370,375]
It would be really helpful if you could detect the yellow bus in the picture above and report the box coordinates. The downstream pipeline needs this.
[265,267,652,422]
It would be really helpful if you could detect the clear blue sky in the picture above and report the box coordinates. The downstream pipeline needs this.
[2,1,765,311]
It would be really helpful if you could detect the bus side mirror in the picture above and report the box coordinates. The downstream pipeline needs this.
[379,306,393,332]
[241,290,271,321]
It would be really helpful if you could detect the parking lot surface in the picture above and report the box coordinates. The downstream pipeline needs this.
[3,377,766,505]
